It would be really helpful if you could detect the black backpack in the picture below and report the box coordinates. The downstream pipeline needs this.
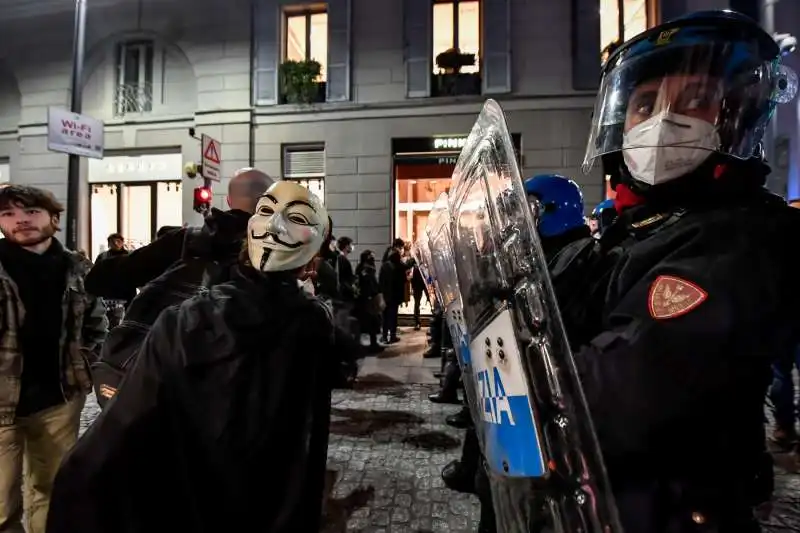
[91,229,234,408]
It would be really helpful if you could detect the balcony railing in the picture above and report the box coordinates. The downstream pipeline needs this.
[113,82,153,117]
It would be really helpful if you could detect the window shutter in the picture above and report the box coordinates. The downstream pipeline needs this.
[403,0,431,98]
[284,149,326,179]
[481,0,511,94]
[326,0,352,102]
[254,0,279,105]
[572,0,601,91]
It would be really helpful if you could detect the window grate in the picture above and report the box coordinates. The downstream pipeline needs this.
[283,148,325,179]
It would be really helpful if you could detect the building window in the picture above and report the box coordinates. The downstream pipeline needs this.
[600,0,655,63]
[114,40,154,117]
[432,0,481,97]
[285,9,328,82]
[282,145,325,200]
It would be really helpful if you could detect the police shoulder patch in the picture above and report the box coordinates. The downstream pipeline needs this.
[647,275,708,320]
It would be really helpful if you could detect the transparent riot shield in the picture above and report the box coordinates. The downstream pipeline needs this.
[411,233,437,308]
[448,99,622,533]
[424,193,483,434]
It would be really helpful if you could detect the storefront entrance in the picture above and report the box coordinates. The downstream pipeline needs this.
[391,135,522,318]
[87,153,183,261]
[89,181,182,260]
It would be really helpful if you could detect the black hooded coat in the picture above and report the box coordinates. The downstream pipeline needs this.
[47,267,340,533]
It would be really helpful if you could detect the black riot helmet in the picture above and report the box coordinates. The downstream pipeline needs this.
[582,10,797,193]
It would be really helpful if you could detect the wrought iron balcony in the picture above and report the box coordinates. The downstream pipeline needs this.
[113,82,153,117]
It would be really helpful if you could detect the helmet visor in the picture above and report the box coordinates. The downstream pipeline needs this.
[582,40,797,174]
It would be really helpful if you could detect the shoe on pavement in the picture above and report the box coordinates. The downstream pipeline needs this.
[446,408,473,429]
[441,460,477,494]
[428,391,460,404]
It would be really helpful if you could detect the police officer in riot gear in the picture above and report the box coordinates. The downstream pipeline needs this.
[590,199,616,238]
[524,174,591,257]
[570,10,800,532]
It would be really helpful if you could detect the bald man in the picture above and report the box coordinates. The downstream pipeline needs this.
[85,167,275,298]
[227,168,274,212]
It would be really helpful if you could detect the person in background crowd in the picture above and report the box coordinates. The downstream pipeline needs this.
[94,233,134,328]
[355,249,384,354]
[314,227,340,302]
[85,168,274,298]
[47,181,353,533]
[0,185,107,533]
[336,236,356,302]
[379,245,405,344]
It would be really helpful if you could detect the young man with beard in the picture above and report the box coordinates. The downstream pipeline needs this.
[0,185,107,533]
[46,181,353,533]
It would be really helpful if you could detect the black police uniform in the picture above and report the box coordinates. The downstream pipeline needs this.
[555,172,800,532]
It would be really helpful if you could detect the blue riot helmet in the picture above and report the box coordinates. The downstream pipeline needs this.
[591,199,617,236]
[582,10,798,192]
[524,174,586,238]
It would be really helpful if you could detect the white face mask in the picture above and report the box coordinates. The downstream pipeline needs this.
[622,111,720,186]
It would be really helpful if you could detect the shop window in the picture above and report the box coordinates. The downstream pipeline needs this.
[89,181,182,261]
[283,7,328,103]
[394,161,455,317]
[283,145,325,200]
[0,161,9,184]
[600,0,656,63]
[432,0,481,97]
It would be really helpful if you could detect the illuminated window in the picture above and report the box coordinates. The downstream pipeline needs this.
[601,0,655,61]
[285,9,328,82]
[432,0,480,74]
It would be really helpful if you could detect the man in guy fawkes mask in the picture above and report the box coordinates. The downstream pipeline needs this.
[553,10,800,532]
[47,181,343,533]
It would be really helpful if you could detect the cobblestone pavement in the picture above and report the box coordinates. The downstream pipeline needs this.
[78,331,800,532]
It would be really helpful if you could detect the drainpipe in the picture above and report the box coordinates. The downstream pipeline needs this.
[248,0,256,168]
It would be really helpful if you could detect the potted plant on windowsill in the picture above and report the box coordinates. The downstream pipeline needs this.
[279,59,324,104]
[433,48,480,97]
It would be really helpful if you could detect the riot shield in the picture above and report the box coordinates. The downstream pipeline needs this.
[447,99,622,533]
[411,225,438,308]
[424,193,484,433]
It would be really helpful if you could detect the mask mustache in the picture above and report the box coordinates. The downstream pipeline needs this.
[250,229,304,249]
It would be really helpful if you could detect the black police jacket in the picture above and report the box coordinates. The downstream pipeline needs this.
[557,187,800,531]
[47,268,342,533]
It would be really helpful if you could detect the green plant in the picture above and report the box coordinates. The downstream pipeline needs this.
[279,59,323,104]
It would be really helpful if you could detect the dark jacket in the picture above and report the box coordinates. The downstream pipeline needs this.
[90,209,251,408]
[558,184,800,531]
[84,209,251,300]
[0,241,107,426]
[48,268,339,533]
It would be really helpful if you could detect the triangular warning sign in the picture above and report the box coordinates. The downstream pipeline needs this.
[204,141,220,165]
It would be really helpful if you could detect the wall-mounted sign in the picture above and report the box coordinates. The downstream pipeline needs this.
[432,137,467,150]
[88,153,183,183]
[393,134,522,157]
[47,107,105,159]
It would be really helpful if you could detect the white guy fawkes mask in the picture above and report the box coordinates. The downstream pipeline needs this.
[247,181,329,272]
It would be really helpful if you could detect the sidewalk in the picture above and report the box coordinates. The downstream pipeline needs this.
[322,327,481,532]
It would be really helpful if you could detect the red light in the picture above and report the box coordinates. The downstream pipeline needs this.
[194,187,212,201]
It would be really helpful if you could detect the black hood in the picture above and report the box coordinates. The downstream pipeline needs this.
[184,208,251,261]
